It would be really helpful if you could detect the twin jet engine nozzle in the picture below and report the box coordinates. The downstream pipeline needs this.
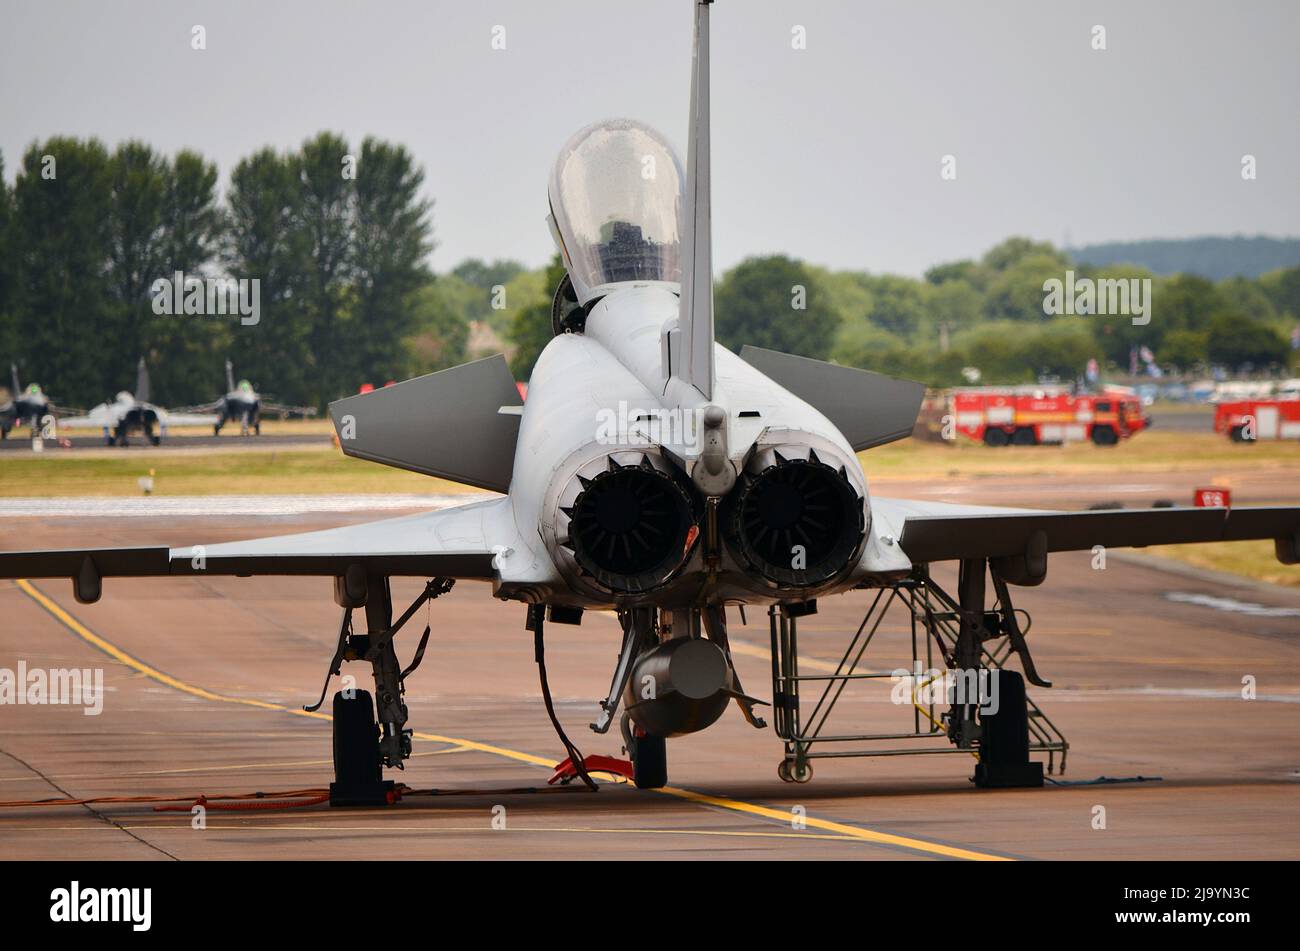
[545,431,868,601]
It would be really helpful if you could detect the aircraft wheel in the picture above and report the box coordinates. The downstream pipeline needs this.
[213,424,221,436]
[150,434,161,446]
[332,690,381,788]
[789,760,813,784]
[630,731,667,789]
[254,421,261,436]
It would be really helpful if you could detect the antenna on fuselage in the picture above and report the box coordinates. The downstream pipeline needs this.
[675,0,715,400]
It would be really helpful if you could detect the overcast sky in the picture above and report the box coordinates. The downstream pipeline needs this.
[2,0,1296,276]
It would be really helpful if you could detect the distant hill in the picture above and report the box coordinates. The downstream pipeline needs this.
[1067,236,1300,280]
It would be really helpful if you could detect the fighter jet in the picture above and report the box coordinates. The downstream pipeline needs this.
[60,357,217,446]
[0,364,67,439]
[180,359,317,436]
[2,1,1298,802]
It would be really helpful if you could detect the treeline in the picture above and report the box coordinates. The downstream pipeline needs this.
[3,134,1297,404]
[0,135,445,409]
[1070,236,1300,281]
[505,238,1300,386]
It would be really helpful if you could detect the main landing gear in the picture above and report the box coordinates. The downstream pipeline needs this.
[306,574,453,807]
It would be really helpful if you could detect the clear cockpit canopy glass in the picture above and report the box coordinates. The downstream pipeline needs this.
[548,119,684,304]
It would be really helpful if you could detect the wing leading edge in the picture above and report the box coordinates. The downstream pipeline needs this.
[873,497,1300,566]
[0,496,513,602]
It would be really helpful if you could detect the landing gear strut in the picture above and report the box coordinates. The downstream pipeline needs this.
[306,575,453,806]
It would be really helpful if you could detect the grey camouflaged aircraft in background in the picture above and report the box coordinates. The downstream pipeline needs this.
[0,363,72,440]
[179,359,317,436]
[2,1,1298,803]
[59,357,218,446]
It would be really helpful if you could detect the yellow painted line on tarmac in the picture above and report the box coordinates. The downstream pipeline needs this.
[14,579,1009,861]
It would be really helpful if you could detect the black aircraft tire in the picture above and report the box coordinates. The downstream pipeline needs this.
[632,733,667,789]
[332,690,381,787]
[982,670,1031,766]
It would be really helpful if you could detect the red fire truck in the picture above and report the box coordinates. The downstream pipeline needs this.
[947,385,1150,447]
[1214,398,1300,442]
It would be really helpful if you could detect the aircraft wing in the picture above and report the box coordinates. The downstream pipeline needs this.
[259,400,318,418]
[872,497,1300,566]
[57,403,120,428]
[158,409,221,426]
[0,496,514,599]
[169,399,223,415]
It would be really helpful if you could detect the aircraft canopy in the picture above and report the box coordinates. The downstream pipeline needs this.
[548,119,684,302]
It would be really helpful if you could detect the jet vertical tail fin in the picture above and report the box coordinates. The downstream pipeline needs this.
[11,363,19,394]
[674,0,715,400]
[225,358,235,393]
[135,357,150,403]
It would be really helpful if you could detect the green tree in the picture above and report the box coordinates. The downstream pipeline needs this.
[298,132,356,401]
[351,137,434,385]
[857,274,928,338]
[982,237,1067,273]
[984,253,1068,322]
[1259,265,1300,321]
[11,138,116,407]
[106,143,224,404]
[1206,313,1287,370]
[1160,328,1210,371]
[145,149,225,404]
[452,258,525,293]
[224,147,313,404]
[507,256,564,379]
[405,281,468,372]
[714,255,838,358]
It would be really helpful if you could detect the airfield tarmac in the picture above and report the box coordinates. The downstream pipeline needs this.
[0,484,1298,862]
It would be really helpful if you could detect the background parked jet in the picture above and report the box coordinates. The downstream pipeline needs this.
[60,357,217,446]
[180,359,317,436]
[0,363,73,439]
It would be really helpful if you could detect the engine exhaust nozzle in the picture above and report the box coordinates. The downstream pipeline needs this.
[557,452,699,594]
[724,445,866,589]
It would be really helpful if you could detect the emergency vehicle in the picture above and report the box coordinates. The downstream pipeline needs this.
[946,385,1150,447]
[1214,398,1300,442]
